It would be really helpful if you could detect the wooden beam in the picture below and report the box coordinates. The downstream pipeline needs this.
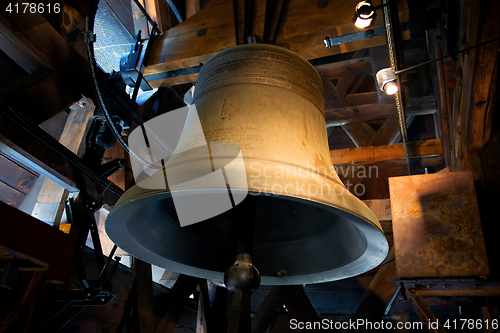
[252,286,295,333]
[344,91,378,106]
[330,139,443,165]
[0,6,94,99]
[146,0,171,32]
[468,0,500,151]
[0,271,45,332]
[351,248,397,324]
[154,274,198,333]
[186,0,202,18]
[0,102,122,206]
[370,117,401,146]
[323,79,349,109]
[131,0,150,36]
[362,199,391,222]
[325,96,437,126]
[143,0,410,75]
[335,49,368,97]
[0,201,78,283]
[283,287,321,331]
[350,74,368,95]
[0,71,81,124]
[341,122,376,147]
[133,258,155,332]
[31,97,94,225]
[315,57,373,80]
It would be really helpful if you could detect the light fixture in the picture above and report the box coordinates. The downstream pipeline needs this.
[376,68,398,95]
[353,1,376,29]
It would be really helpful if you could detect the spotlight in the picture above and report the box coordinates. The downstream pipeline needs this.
[353,1,376,29]
[376,68,399,95]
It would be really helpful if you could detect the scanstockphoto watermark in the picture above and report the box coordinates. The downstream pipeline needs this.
[248,161,379,199]
[290,318,424,331]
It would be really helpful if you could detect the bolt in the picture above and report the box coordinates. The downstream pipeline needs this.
[410,288,416,293]
[317,0,328,8]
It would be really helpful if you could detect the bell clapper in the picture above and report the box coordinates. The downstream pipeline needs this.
[223,196,261,333]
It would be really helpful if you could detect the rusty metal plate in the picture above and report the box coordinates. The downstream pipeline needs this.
[389,171,489,278]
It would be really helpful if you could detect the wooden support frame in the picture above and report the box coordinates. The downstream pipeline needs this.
[0,102,122,206]
[351,248,398,326]
[406,288,447,333]
[142,0,410,86]
[154,274,198,333]
[325,96,437,127]
[252,286,296,333]
[330,139,443,165]
[0,201,79,283]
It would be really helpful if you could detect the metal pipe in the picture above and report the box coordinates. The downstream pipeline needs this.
[271,0,288,45]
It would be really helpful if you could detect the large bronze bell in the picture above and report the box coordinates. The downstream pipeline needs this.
[105,44,388,285]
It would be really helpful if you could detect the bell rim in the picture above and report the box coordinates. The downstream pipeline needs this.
[106,189,389,285]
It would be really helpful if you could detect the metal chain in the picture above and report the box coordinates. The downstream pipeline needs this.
[383,0,411,175]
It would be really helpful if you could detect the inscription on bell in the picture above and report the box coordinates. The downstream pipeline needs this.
[220,98,229,119]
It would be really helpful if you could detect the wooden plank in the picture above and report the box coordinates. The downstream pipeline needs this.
[335,49,368,96]
[143,0,410,75]
[0,96,122,206]
[148,73,199,88]
[341,122,376,147]
[0,71,81,124]
[0,5,94,98]
[468,0,500,151]
[18,176,45,215]
[325,96,437,126]
[316,57,373,80]
[323,79,349,109]
[330,139,443,165]
[344,91,378,106]
[350,74,368,95]
[283,287,319,329]
[362,199,391,222]
[0,154,37,194]
[186,0,202,18]
[0,201,78,278]
[134,258,155,332]
[144,0,171,33]
[0,271,45,332]
[0,181,25,208]
[337,156,445,200]
[32,97,94,225]
[370,116,401,146]
[252,285,296,333]
[107,0,135,35]
[0,19,51,74]
[351,248,397,323]
[132,0,150,36]
[154,274,198,333]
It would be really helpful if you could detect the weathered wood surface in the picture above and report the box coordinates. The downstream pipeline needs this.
[330,139,443,165]
[326,96,437,126]
[467,0,499,151]
[143,0,409,78]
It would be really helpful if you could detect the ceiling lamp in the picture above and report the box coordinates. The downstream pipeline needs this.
[376,68,398,95]
[353,1,377,29]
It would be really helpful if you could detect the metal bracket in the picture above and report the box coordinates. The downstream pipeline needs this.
[119,32,153,92]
